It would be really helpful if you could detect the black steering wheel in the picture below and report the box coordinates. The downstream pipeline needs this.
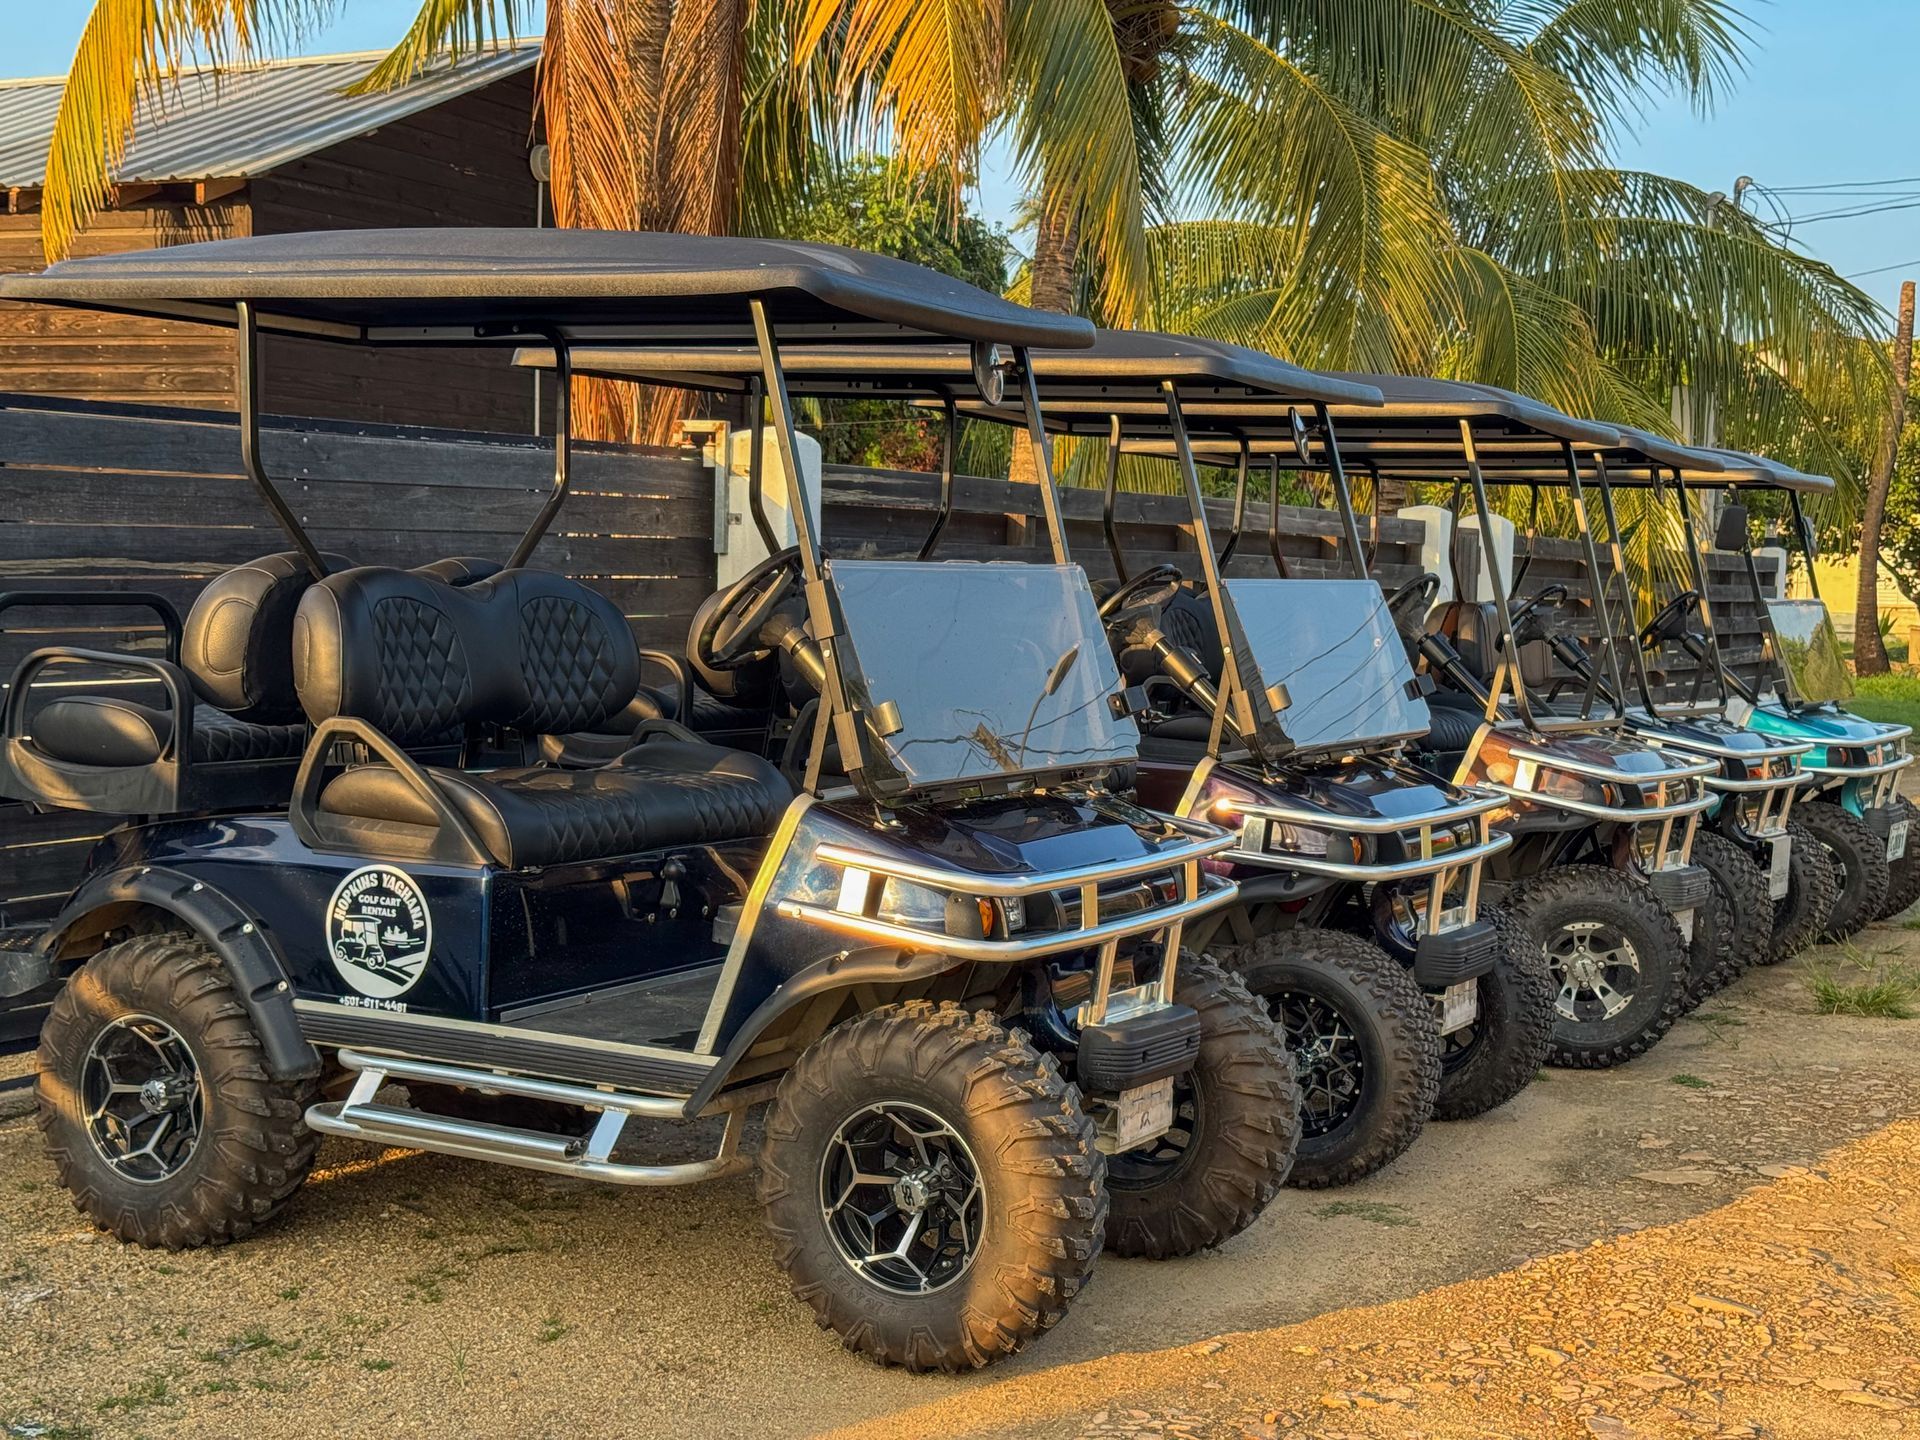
[1508,583,1569,636]
[1640,590,1700,651]
[1386,572,1441,639]
[1099,563,1186,620]
[694,547,802,670]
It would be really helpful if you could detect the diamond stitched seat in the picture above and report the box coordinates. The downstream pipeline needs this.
[317,739,792,868]
[29,697,305,768]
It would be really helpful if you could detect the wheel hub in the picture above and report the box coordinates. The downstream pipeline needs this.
[139,1073,195,1115]
[81,1014,205,1185]
[1273,991,1365,1139]
[1546,920,1641,1023]
[820,1101,985,1296]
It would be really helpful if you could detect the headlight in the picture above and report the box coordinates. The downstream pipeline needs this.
[1268,821,1331,856]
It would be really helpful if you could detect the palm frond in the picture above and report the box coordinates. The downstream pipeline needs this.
[1511,0,1751,128]
[349,0,531,93]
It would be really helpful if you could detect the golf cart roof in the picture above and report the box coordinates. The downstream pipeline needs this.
[517,328,1383,416]
[0,228,1097,349]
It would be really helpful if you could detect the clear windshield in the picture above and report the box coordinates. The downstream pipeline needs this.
[1766,599,1854,703]
[1223,578,1430,750]
[828,559,1137,790]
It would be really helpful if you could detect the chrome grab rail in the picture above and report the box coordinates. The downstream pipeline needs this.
[1506,744,1718,785]
[1801,750,1914,781]
[1482,783,1715,824]
[777,872,1237,965]
[1211,787,1508,834]
[1221,829,1512,882]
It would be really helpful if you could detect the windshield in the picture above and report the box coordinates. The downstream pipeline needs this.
[1222,578,1430,750]
[1767,599,1854,703]
[828,559,1137,791]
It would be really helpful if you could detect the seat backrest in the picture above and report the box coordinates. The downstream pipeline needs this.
[1435,599,1502,685]
[182,550,351,723]
[292,567,640,743]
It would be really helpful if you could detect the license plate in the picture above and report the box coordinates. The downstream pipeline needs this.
[1768,834,1792,900]
[1675,908,1695,945]
[1112,1077,1174,1151]
[1889,820,1908,862]
[1435,979,1479,1036]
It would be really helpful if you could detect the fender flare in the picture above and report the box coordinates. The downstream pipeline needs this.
[682,945,964,1116]
[39,864,322,1081]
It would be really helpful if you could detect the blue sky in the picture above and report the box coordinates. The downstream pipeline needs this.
[9,0,1916,323]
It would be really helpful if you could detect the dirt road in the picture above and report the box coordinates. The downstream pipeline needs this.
[3,925,1918,1439]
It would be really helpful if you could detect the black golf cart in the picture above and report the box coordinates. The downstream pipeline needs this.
[1296,378,1718,1067]
[0,229,1294,1371]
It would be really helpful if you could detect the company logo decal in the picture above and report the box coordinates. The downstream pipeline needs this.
[326,866,433,999]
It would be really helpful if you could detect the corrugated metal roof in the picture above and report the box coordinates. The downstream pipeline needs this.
[0,44,539,189]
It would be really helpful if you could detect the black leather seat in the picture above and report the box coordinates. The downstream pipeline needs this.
[29,698,304,768]
[296,565,788,868]
[1421,694,1486,754]
[319,740,791,868]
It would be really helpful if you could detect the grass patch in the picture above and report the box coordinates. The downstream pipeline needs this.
[95,1375,173,1416]
[1847,673,1920,733]
[1314,1201,1417,1227]
[361,1359,395,1373]
[537,1317,570,1344]
[1669,1073,1711,1089]
[403,1263,465,1305]
[4,1421,97,1440]
[278,1286,302,1301]
[1807,963,1920,1018]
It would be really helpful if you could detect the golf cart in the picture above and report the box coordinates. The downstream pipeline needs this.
[1691,454,1914,935]
[1408,426,1817,996]
[1530,436,1830,972]
[969,333,1551,1187]
[0,229,1291,1371]
[1301,378,1718,1067]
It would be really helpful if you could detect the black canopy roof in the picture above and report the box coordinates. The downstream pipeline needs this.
[517,327,1381,419]
[0,228,1097,348]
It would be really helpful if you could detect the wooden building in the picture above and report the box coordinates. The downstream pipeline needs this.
[0,45,545,431]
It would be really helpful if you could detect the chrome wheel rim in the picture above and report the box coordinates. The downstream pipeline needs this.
[1274,992,1366,1138]
[1545,921,1640,1023]
[819,1101,984,1295]
[81,1014,204,1184]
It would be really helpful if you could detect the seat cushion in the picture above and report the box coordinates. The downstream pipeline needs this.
[1421,696,1486,755]
[30,697,305,768]
[319,740,793,868]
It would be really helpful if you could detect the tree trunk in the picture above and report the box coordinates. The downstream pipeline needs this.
[1011,194,1080,487]
[1855,279,1915,676]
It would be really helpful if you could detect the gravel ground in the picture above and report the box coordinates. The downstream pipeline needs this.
[3,913,1919,1439]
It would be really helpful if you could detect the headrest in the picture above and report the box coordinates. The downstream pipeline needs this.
[182,550,352,722]
[293,567,639,742]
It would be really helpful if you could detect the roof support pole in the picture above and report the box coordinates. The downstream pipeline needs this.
[234,301,330,580]
[1558,442,1629,718]
[1590,455,1662,714]
[1667,465,1732,707]
[749,300,823,581]
[917,395,959,560]
[1101,414,1128,583]
[1265,455,1290,578]
[1217,439,1249,569]
[1315,404,1369,581]
[1788,492,1824,602]
[1458,419,1535,731]
[744,373,780,556]
[506,327,572,569]
[1013,349,1070,565]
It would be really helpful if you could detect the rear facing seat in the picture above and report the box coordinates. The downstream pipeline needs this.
[293,566,792,868]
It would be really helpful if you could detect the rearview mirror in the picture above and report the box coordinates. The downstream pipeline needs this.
[1713,503,1750,553]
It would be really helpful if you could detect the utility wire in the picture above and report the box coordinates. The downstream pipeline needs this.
[1848,257,1920,280]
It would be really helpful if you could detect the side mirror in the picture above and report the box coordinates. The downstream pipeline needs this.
[1713,503,1750,553]
[1289,408,1313,467]
[972,342,1008,406]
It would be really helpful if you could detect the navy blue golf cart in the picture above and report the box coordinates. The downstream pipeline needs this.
[0,230,1295,1371]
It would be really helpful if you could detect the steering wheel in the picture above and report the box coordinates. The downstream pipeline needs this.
[1386,572,1440,639]
[1098,563,1186,620]
[693,547,802,670]
[1640,590,1700,651]
[1507,583,1569,638]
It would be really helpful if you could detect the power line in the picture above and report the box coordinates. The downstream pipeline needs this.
[1849,257,1920,280]
[1788,197,1920,226]
[1765,174,1920,194]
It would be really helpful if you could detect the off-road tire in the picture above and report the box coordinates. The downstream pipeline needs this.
[1226,929,1439,1189]
[1431,908,1556,1120]
[1502,865,1688,1069]
[1684,831,1773,1003]
[757,1000,1105,1372]
[1875,798,1920,920]
[1764,818,1838,964]
[1800,799,1890,942]
[37,932,319,1249]
[1104,955,1299,1257]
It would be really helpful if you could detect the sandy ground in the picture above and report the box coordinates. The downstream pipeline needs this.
[3,920,1919,1439]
